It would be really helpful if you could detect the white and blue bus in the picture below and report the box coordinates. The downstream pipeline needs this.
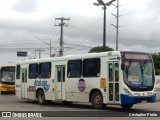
[15,51,156,109]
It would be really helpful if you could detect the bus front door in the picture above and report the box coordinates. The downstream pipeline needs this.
[108,62,120,104]
[21,68,27,98]
[56,65,65,100]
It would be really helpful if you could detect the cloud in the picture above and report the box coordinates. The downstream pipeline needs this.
[0,17,53,35]
[1,0,160,56]
[12,0,37,13]
[1,0,160,66]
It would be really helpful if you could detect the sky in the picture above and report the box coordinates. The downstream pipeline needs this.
[0,0,160,66]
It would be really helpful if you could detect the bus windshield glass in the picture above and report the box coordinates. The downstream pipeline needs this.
[121,52,155,91]
[0,67,15,83]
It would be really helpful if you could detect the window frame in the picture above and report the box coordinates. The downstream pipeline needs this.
[29,63,38,79]
[83,58,101,77]
[16,65,21,79]
[67,60,82,78]
[39,62,51,79]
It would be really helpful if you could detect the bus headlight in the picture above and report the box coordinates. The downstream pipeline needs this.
[124,88,132,96]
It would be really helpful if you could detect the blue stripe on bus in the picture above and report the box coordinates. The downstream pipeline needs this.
[120,94,156,105]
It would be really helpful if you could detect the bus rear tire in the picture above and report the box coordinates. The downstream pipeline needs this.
[91,91,105,109]
[121,104,133,109]
[37,90,45,105]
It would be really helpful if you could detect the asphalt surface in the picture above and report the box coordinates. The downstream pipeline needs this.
[0,93,160,119]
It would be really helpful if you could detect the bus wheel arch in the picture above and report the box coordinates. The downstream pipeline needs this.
[36,88,45,105]
[89,89,106,109]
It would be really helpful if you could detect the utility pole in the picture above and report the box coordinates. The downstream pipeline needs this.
[103,6,106,51]
[55,17,70,56]
[34,36,57,57]
[50,39,51,57]
[35,49,44,59]
[111,0,120,51]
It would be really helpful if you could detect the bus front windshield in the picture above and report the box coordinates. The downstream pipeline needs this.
[1,71,15,83]
[123,60,154,91]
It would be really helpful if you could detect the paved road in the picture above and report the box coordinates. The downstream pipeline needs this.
[0,93,160,119]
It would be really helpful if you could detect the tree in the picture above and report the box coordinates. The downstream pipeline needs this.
[88,46,114,53]
[152,53,160,75]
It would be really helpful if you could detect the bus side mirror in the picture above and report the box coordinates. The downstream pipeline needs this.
[121,63,125,70]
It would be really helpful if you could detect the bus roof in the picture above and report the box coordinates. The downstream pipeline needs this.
[16,51,121,65]
[0,65,15,68]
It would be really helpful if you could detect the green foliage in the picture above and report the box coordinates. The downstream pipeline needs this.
[88,46,114,53]
[152,53,160,75]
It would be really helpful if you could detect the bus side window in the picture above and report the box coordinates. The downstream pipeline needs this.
[67,60,82,78]
[16,65,21,79]
[67,70,71,78]
[83,58,100,77]
[39,62,51,78]
[29,63,38,79]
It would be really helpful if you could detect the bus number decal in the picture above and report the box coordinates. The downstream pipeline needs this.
[78,78,86,92]
[34,80,50,91]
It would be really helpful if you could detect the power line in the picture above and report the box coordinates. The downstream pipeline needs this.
[120,0,144,6]
[120,6,160,17]
[120,18,159,27]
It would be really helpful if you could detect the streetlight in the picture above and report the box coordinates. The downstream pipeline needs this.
[93,0,116,51]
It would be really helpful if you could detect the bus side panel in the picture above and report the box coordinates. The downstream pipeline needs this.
[27,91,36,99]
[101,58,108,104]
[27,78,37,100]
[27,78,55,101]
[44,78,55,101]
[65,78,89,102]
[65,58,107,103]
[15,83,21,98]
[65,78,103,102]
[15,70,22,99]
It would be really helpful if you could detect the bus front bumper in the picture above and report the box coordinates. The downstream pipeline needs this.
[120,94,156,105]
[0,85,15,92]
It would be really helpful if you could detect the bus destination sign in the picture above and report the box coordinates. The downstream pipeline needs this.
[125,53,150,60]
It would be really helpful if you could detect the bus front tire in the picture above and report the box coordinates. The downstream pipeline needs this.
[91,91,105,109]
[121,104,133,109]
[37,90,45,105]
